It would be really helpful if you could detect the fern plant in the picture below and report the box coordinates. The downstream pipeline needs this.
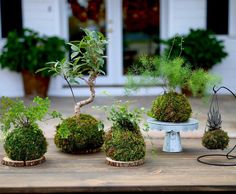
[0,96,60,161]
[126,52,220,96]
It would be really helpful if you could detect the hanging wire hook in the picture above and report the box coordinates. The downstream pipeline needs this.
[197,85,236,166]
[213,85,236,98]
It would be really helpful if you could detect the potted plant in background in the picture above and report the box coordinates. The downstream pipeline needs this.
[38,28,106,154]
[97,101,146,167]
[0,28,66,97]
[0,96,59,167]
[162,28,228,71]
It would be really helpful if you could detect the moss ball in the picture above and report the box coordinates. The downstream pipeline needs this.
[103,128,146,162]
[4,125,47,161]
[149,92,192,122]
[202,130,229,150]
[54,114,105,153]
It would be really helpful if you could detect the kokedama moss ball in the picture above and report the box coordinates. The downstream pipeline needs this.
[54,114,105,153]
[202,130,229,150]
[150,92,192,122]
[103,128,146,161]
[4,125,47,161]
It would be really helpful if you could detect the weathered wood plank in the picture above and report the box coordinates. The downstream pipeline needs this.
[0,138,236,193]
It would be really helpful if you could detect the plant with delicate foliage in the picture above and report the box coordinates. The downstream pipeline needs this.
[126,36,220,123]
[0,96,60,161]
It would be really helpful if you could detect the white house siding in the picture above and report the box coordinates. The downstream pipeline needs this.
[211,37,236,94]
[23,0,61,36]
[0,0,67,97]
[168,0,206,36]
[0,70,24,97]
[211,0,236,94]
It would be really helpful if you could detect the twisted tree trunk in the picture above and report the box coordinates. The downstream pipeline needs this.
[74,73,97,117]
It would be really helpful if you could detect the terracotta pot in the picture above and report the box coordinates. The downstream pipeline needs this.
[22,70,36,96]
[22,70,50,97]
[181,86,193,97]
[35,75,50,98]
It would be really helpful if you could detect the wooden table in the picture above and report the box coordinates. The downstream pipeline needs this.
[0,138,236,193]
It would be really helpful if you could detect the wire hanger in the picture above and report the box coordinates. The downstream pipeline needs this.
[197,86,236,166]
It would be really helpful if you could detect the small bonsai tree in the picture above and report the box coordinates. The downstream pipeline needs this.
[98,101,146,166]
[126,37,220,123]
[0,96,58,165]
[38,28,107,153]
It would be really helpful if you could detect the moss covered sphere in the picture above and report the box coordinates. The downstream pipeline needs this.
[54,114,105,153]
[150,92,192,122]
[4,125,47,161]
[202,130,229,150]
[103,128,146,162]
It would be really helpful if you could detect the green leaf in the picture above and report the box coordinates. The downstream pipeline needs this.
[71,51,79,59]
[67,42,79,51]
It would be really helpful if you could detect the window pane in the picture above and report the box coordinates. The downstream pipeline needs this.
[123,0,160,75]
[207,0,229,35]
[0,0,22,38]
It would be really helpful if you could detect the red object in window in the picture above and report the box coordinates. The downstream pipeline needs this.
[68,0,88,22]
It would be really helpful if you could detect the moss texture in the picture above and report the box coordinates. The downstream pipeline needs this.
[202,130,229,150]
[103,127,146,162]
[4,125,47,161]
[54,114,104,153]
[149,92,192,122]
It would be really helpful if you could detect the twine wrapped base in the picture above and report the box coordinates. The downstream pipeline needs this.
[106,157,144,167]
[1,156,46,167]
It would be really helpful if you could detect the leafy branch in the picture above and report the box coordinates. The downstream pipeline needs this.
[37,28,107,117]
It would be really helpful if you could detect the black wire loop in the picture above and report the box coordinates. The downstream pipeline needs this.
[197,85,236,166]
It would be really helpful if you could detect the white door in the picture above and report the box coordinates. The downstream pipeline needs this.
[51,0,162,96]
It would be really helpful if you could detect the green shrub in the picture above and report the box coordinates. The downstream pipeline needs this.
[0,28,66,77]
[54,114,104,153]
[162,29,228,70]
[202,130,229,150]
[0,96,60,161]
[101,101,146,161]
[149,92,192,122]
[104,128,146,161]
[4,125,47,161]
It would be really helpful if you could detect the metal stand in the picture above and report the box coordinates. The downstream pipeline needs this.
[163,131,182,152]
[147,118,199,153]
[197,86,236,166]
